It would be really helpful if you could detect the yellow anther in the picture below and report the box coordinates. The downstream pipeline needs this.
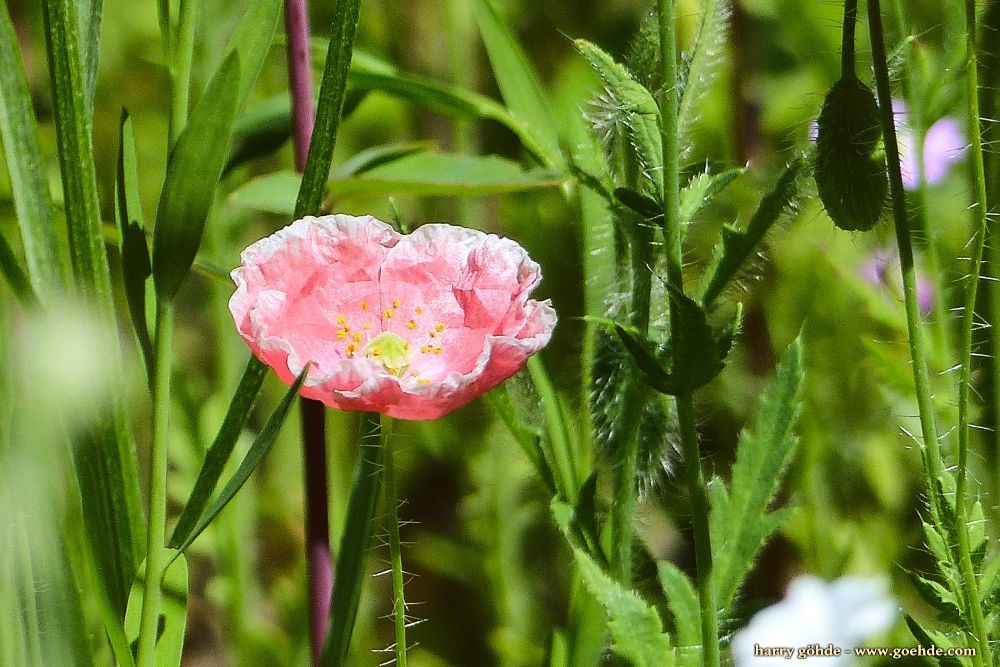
[392,299,401,308]
[429,331,437,338]
[433,347,443,355]
[336,315,346,325]
[353,332,362,343]
[361,301,369,311]
[418,378,430,385]
[345,343,357,356]
[387,366,399,375]
[336,330,348,340]
[403,343,411,351]
[384,309,394,319]
[435,323,445,332]
[407,320,416,330]
[420,345,433,354]
[415,306,423,315]
[371,346,382,357]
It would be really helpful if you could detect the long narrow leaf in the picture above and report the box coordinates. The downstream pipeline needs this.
[169,357,268,548]
[152,53,241,299]
[321,413,383,666]
[221,0,282,111]
[115,110,153,375]
[42,0,144,615]
[170,369,306,557]
[0,3,65,301]
[472,0,563,167]
[77,0,101,115]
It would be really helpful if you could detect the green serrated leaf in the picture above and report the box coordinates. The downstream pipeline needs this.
[968,499,986,557]
[923,521,952,568]
[472,0,563,168]
[576,39,663,200]
[574,549,674,667]
[124,550,188,667]
[903,615,967,667]
[908,572,965,626]
[0,3,66,301]
[170,368,305,557]
[698,160,803,307]
[152,53,241,299]
[678,0,729,139]
[712,338,803,612]
[656,561,700,659]
[716,302,744,361]
[169,357,268,549]
[115,110,153,378]
[679,167,742,226]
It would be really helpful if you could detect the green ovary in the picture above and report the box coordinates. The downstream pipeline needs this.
[363,331,412,376]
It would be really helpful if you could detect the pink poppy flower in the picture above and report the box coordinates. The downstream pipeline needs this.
[230,215,557,420]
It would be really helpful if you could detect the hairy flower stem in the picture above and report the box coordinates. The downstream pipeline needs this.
[870,3,988,661]
[283,0,332,662]
[889,0,953,359]
[658,1,718,665]
[136,301,174,667]
[953,0,993,660]
[382,417,408,666]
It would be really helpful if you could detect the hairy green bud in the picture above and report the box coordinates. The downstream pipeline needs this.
[813,75,888,232]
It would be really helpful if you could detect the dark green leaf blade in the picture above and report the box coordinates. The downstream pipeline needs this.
[0,230,36,306]
[153,53,241,299]
[115,110,153,374]
[321,413,384,666]
[170,368,306,557]
[656,561,700,660]
[168,357,268,549]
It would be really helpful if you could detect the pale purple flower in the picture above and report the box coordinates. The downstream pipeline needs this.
[731,575,897,666]
[860,246,934,315]
[894,100,966,190]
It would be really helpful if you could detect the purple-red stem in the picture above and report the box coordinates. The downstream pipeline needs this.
[284,0,328,663]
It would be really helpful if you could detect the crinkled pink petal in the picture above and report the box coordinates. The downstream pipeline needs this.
[230,214,556,420]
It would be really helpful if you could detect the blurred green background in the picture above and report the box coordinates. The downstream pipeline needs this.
[0,0,985,663]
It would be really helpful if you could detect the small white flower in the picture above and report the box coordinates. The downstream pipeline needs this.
[731,575,898,666]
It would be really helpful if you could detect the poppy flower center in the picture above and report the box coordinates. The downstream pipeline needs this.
[363,331,412,377]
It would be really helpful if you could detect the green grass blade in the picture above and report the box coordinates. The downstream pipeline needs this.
[0,3,66,301]
[42,0,144,615]
[115,110,153,376]
[0,230,36,307]
[320,413,384,667]
[221,0,282,111]
[78,0,101,115]
[697,159,802,308]
[170,369,306,557]
[152,52,241,300]
[573,549,674,667]
[711,337,804,612]
[293,0,363,218]
[169,356,268,548]
[233,153,564,214]
[471,0,563,168]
